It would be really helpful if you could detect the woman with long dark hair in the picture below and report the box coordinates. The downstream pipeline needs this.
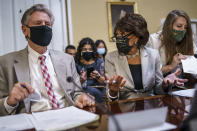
[148,10,197,75]
[75,37,106,102]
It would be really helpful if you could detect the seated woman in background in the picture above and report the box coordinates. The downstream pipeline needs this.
[148,10,197,75]
[95,40,108,60]
[105,13,188,100]
[75,37,106,103]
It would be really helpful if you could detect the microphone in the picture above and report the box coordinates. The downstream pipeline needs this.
[66,76,73,83]
[66,76,122,131]
[67,76,82,97]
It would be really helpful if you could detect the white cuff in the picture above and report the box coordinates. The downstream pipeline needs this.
[81,80,87,88]
[107,89,119,99]
[4,97,18,114]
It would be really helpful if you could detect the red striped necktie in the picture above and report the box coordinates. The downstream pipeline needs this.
[39,55,59,109]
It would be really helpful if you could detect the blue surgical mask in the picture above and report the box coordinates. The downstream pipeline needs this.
[97,48,106,55]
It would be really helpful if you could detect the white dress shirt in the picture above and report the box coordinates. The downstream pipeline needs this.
[4,45,67,113]
[28,45,66,112]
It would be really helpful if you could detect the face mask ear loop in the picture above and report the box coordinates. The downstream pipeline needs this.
[25,25,30,28]
[24,25,30,41]
[134,42,139,49]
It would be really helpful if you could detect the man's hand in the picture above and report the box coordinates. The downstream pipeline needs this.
[75,93,95,108]
[7,82,34,107]
[163,69,188,87]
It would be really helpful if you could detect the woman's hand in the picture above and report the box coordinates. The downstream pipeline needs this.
[162,53,187,74]
[80,68,87,84]
[90,70,105,84]
[105,74,126,97]
[90,70,99,79]
[163,69,188,88]
[170,53,187,70]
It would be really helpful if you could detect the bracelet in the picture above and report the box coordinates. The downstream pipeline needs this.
[107,89,118,99]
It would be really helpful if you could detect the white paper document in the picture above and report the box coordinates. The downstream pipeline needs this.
[0,113,34,130]
[172,89,195,97]
[184,105,191,116]
[181,56,197,74]
[31,106,99,131]
[0,106,98,131]
[28,89,41,102]
[108,107,176,131]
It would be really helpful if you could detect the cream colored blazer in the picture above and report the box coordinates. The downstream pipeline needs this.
[105,46,165,100]
[0,47,81,116]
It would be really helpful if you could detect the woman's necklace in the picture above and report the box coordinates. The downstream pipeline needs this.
[126,50,140,59]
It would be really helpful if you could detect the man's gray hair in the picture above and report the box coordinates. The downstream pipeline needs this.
[21,4,54,26]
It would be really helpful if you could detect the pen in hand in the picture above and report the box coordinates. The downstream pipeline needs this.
[21,84,26,89]
[7,82,34,107]
[20,84,34,93]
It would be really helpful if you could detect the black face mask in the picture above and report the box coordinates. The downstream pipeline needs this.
[115,35,137,55]
[81,51,94,61]
[27,25,52,46]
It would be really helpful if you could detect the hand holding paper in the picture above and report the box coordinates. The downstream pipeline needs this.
[181,56,197,75]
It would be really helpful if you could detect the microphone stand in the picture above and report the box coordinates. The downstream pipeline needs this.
[67,76,122,131]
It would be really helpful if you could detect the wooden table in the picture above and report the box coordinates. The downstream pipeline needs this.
[79,95,192,131]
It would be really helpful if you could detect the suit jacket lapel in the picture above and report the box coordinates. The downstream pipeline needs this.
[49,50,68,91]
[14,47,30,83]
[49,50,75,106]
[141,47,149,89]
[13,47,31,112]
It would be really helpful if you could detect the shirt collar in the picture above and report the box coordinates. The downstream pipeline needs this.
[28,45,49,63]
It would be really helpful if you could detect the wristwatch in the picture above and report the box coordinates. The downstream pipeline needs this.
[96,75,100,79]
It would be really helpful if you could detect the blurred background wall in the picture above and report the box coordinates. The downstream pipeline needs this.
[71,0,197,52]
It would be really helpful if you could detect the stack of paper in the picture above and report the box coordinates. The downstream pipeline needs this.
[181,56,197,75]
[0,106,99,131]
[172,89,195,97]
[31,106,99,130]
[108,107,176,131]
[0,114,34,130]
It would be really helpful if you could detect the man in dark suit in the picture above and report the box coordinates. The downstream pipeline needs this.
[0,4,94,116]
